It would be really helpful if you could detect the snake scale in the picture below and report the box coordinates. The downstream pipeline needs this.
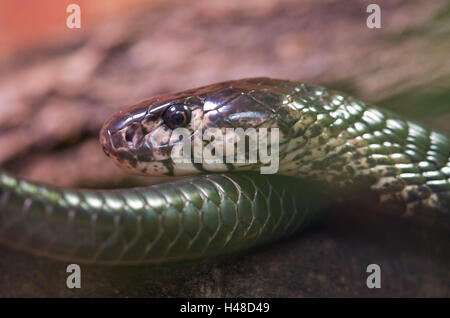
[0,78,449,264]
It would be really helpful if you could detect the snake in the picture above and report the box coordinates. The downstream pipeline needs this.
[0,78,449,265]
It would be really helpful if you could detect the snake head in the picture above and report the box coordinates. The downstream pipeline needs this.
[100,78,298,176]
[100,92,203,176]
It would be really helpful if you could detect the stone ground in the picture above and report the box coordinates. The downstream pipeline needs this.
[0,205,448,297]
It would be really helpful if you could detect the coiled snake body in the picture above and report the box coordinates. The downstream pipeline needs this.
[0,78,449,264]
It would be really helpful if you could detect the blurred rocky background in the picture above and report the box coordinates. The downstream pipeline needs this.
[0,0,449,297]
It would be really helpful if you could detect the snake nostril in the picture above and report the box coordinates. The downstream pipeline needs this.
[125,125,136,143]
[125,123,145,148]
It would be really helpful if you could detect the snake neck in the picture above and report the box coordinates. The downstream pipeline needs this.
[276,85,450,216]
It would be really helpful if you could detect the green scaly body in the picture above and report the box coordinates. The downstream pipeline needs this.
[0,78,449,264]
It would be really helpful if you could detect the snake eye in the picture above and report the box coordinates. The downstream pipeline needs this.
[163,104,191,129]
